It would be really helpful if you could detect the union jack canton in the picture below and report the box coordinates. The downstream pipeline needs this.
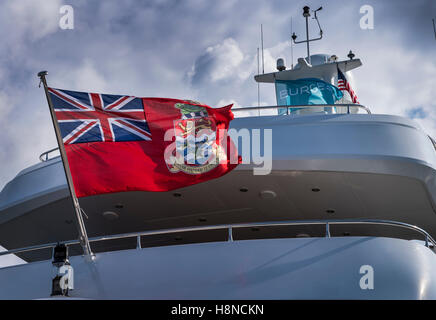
[48,88,152,145]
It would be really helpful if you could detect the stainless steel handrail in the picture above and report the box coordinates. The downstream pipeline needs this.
[232,103,371,115]
[39,147,60,162]
[0,218,434,258]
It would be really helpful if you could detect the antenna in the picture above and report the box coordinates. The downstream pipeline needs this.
[313,6,323,35]
[291,6,324,64]
[290,17,294,70]
[433,18,436,40]
[257,47,260,108]
[261,24,265,74]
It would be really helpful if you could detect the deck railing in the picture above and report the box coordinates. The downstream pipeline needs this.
[232,103,371,116]
[0,218,434,260]
[39,147,60,162]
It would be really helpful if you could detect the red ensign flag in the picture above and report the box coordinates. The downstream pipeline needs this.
[48,87,239,198]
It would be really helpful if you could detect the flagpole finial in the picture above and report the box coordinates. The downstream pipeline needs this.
[37,70,48,78]
[37,71,48,88]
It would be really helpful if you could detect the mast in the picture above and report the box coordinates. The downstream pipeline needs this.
[433,18,436,40]
[290,17,294,70]
[304,6,310,64]
[261,24,265,74]
[291,6,324,64]
[257,47,260,107]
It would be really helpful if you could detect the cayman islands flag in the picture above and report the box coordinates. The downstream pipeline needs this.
[48,88,239,197]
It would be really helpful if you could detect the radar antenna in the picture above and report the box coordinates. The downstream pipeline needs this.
[291,6,324,64]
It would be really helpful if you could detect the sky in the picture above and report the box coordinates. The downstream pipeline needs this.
[0,0,434,265]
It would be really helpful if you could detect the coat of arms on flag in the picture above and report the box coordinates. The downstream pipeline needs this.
[166,102,227,174]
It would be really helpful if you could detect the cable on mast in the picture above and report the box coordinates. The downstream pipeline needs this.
[257,47,260,108]
[433,18,436,40]
[291,17,294,70]
[261,24,265,74]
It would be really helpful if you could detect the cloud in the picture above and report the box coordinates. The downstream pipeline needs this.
[373,0,436,50]
[407,107,428,119]
[188,38,253,85]
[187,36,290,89]
[0,0,61,43]
[354,39,436,132]
[56,59,110,92]
[216,98,240,108]
[0,92,13,121]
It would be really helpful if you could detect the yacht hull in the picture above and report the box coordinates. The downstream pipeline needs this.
[0,236,435,299]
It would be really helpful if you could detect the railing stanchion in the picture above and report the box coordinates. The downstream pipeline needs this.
[137,235,142,249]
[39,147,60,162]
[325,222,331,238]
[228,227,233,242]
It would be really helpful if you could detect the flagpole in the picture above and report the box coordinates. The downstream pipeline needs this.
[37,71,93,258]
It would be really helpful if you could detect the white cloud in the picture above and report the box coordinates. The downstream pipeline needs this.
[0,92,13,121]
[216,98,240,108]
[189,38,256,85]
[355,40,436,136]
[0,0,61,42]
[56,59,109,93]
[208,38,244,82]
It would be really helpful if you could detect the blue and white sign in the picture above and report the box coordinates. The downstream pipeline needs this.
[275,78,343,115]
